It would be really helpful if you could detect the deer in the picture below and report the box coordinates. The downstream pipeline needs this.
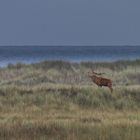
[88,70,113,93]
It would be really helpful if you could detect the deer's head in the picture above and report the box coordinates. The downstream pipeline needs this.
[88,70,96,78]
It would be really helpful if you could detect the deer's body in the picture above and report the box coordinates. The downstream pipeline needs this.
[88,71,113,92]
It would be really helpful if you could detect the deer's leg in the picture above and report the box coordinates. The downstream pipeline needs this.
[98,85,102,88]
[107,82,113,93]
[109,87,113,93]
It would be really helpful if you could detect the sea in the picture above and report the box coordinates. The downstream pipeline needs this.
[0,46,140,67]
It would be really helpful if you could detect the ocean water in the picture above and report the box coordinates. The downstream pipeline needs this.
[0,46,140,67]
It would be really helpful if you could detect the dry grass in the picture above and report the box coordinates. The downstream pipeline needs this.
[0,60,139,140]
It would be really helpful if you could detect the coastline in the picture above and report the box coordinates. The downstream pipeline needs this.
[0,45,140,67]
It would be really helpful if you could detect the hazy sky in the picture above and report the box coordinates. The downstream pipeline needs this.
[0,0,140,46]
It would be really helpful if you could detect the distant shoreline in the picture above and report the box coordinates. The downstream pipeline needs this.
[0,46,140,67]
[0,58,139,69]
[1,58,139,68]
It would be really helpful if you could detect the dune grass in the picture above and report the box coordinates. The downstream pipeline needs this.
[0,60,140,140]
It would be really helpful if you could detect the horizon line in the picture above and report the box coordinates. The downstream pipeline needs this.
[0,45,140,47]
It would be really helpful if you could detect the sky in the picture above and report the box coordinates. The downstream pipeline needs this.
[0,0,140,46]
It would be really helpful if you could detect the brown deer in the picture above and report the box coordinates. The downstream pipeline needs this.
[88,70,113,92]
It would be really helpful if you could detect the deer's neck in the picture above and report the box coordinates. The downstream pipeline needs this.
[91,75,97,82]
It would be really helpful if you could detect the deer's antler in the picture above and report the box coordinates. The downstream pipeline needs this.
[92,70,105,75]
